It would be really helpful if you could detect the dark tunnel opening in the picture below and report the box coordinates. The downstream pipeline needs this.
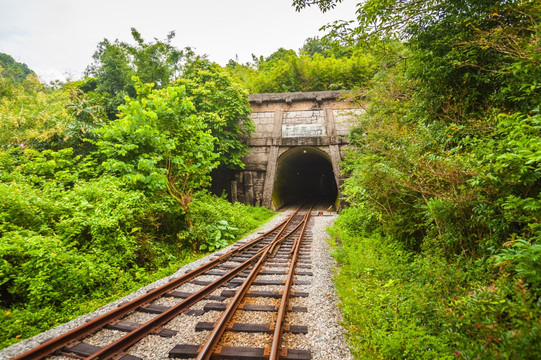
[273,147,338,209]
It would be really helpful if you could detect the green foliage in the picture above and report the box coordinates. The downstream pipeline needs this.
[337,0,541,255]
[0,75,72,148]
[177,59,254,169]
[226,45,375,93]
[0,55,270,348]
[0,245,198,349]
[92,79,218,209]
[441,273,541,359]
[182,191,274,252]
[329,208,455,359]
[127,28,185,86]
[0,149,168,347]
[196,220,237,252]
[292,0,343,13]
[0,53,34,86]
[495,240,541,291]
[0,231,117,308]
[62,87,108,155]
[330,208,541,359]
[297,0,541,358]
[85,34,253,172]
[0,146,272,348]
[299,37,331,57]
[85,28,189,119]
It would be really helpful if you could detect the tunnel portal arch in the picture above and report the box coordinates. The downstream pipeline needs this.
[272,146,338,209]
[229,91,360,210]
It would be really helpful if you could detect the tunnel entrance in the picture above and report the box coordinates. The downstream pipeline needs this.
[272,147,338,209]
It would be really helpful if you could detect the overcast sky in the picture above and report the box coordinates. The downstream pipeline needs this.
[0,0,357,82]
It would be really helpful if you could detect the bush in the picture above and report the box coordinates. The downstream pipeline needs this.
[0,231,116,308]
[442,274,541,359]
[329,208,455,359]
[226,48,375,93]
[181,191,274,251]
[330,207,541,359]
[0,147,274,349]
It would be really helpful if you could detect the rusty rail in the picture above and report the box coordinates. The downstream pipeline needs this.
[13,209,301,360]
[85,209,301,360]
[270,207,312,359]
[195,209,310,360]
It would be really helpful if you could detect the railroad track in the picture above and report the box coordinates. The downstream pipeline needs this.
[14,206,316,360]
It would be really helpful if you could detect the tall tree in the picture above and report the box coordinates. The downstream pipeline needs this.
[85,28,188,119]
[178,59,254,169]
[92,79,218,212]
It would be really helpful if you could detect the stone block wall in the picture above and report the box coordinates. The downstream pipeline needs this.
[233,91,362,209]
[250,112,275,139]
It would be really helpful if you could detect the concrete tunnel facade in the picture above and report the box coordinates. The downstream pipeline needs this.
[229,91,362,210]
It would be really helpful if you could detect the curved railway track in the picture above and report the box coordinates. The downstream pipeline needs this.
[13,206,316,360]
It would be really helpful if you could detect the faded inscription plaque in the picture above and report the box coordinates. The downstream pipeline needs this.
[282,124,326,138]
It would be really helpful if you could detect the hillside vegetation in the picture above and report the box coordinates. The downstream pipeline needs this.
[0,40,273,348]
[291,0,541,358]
[225,42,376,93]
[1,0,540,357]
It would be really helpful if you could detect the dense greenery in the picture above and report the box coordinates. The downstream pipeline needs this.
[0,74,72,148]
[297,0,541,358]
[0,42,272,349]
[331,207,541,359]
[80,29,253,170]
[2,1,540,356]
[178,60,254,169]
[84,28,187,119]
[0,53,34,88]
[92,80,219,212]
[225,41,376,93]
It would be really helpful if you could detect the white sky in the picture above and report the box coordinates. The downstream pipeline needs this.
[0,0,357,82]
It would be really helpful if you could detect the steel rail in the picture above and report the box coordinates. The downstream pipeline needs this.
[195,211,308,360]
[270,207,312,359]
[85,254,258,359]
[84,209,303,360]
[13,209,300,360]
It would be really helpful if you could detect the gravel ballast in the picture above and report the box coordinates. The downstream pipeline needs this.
[0,210,352,360]
[305,214,353,360]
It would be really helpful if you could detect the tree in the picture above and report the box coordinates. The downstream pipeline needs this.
[0,75,72,149]
[292,0,343,13]
[226,44,375,93]
[178,59,254,169]
[297,1,541,357]
[128,28,185,86]
[0,53,35,99]
[92,79,218,212]
[297,0,541,250]
[299,36,330,56]
[0,53,34,85]
[295,0,541,112]
[85,28,189,119]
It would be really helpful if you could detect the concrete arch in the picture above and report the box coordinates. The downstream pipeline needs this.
[230,91,358,210]
[272,146,338,209]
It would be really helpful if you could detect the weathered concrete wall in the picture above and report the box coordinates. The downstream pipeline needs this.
[232,91,362,209]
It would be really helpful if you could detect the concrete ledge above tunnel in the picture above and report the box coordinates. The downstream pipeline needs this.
[272,147,338,209]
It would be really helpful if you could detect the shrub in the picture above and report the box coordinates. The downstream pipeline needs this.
[330,206,541,359]
[181,191,274,251]
[0,150,274,348]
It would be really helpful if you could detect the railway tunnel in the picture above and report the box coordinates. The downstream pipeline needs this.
[272,147,338,209]
[230,91,359,210]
